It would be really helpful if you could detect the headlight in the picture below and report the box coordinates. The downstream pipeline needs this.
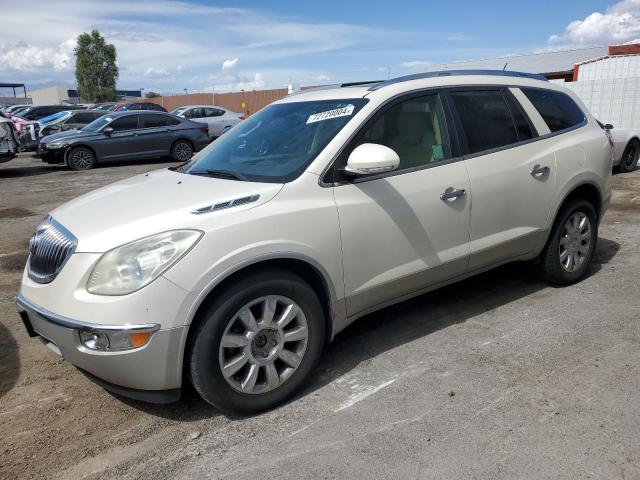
[48,141,68,149]
[87,230,202,295]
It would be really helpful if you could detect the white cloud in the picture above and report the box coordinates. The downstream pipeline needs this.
[550,0,640,45]
[144,67,171,77]
[0,38,75,72]
[222,58,238,71]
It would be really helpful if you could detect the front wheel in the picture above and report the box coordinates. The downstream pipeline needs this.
[170,140,193,162]
[536,199,598,285]
[187,270,325,414]
[67,146,96,170]
[616,139,639,173]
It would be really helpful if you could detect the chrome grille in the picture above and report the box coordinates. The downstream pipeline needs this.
[27,217,77,284]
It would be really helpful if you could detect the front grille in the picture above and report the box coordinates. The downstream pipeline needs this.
[27,217,77,284]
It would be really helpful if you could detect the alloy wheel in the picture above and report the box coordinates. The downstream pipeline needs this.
[70,149,93,169]
[218,295,309,395]
[559,212,592,272]
[174,142,193,161]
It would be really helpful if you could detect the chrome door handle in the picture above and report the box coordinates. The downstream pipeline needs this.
[530,164,550,176]
[440,188,467,201]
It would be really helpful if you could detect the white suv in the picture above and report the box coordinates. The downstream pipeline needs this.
[17,71,612,414]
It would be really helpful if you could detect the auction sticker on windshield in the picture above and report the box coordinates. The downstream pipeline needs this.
[307,105,355,124]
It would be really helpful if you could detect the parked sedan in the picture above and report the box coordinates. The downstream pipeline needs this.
[170,105,244,137]
[39,111,210,170]
[610,127,639,173]
[15,104,86,122]
[0,117,19,163]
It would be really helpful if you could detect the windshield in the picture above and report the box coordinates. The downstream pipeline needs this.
[82,115,113,132]
[39,111,69,125]
[170,107,187,116]
[182,99,367,183]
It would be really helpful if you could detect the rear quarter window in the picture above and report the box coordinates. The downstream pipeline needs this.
[521,88,586,133]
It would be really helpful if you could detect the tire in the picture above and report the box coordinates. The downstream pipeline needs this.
[170,139,194,162]
[67,146,96,170]
[187,270,325,415]
[536,199,598,285]
[616,139,639,173]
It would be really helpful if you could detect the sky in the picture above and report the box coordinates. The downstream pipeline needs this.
[2,0,640,94]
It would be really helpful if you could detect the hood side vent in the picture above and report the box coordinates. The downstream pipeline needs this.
[191,194,260,215]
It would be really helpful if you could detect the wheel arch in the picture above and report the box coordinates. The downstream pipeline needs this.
[64,143,99,164]
[177,255,337,386]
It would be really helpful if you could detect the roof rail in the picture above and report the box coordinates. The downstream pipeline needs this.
[340,80,383,87]
[367,69,548,91]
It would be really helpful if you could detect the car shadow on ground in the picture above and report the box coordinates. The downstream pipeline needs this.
[116,237,620,420]
[0,320,20,399]
[0,163,62,178]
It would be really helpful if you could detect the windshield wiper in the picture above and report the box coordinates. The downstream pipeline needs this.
[188,169,247,181]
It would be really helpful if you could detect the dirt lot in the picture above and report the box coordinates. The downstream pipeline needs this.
[1,154,639,479]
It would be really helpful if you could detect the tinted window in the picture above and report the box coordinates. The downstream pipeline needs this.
[204,108,223,117]
[521,88,586,133]
[356,93,451,171]
[141,114,168,128]
[167,116,181,126]
[505,93,536,141]
[450,90,519,154]
[70,112,99,123]
[183,99,368,183]
[110,115,139,131]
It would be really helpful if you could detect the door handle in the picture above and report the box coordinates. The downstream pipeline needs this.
[440,188,467,201]
[530,164,550,176]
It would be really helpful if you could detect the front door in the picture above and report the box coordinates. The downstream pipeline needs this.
[332,92,471,317]
[96,114,142,161]
[447,88,557,270]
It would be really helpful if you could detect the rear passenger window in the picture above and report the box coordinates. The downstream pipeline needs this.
[357,93,452,170]
[142,114,168,128]
[521,88,586,133]
[449,90,519,154]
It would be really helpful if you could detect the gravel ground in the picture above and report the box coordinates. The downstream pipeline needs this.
[1,153,639,479]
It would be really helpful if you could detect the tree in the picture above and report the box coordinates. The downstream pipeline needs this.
[74,30,119,102]
[145,91,161,98]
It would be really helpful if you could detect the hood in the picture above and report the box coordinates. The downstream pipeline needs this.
[50,168,284,252]
[41,129,96,143]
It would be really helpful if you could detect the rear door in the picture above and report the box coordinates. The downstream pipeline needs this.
[446,88,557,270]
[137,114,173,156]
[203,107,226,136]
[333,91,471,317]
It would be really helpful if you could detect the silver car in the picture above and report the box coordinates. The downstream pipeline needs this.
[170,105,244,138]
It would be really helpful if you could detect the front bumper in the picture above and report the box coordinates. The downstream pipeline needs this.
[39,145,67,164]
[16,292,185,400]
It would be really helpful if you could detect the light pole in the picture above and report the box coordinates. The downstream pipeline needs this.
[140,87,144,99]
[184,88,188,95]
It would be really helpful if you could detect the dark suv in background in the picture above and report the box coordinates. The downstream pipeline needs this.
[39,111,210,169]
[113,102,167,112]
[14,105,86,121]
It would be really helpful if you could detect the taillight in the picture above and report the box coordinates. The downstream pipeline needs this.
[238,115,246,120]
[200,126,208,134]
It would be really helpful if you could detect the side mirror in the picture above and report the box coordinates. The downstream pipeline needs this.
[103,126,114,135]
[344,143,400,176]
[604,123,614,130]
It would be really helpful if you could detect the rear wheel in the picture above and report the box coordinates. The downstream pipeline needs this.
[188,270,325,414]
[67,146,96,170]
[616,139,639,173]
[536,199,598,285]
[171,140,193,162]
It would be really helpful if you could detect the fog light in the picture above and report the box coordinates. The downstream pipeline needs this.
[79,330,153,352]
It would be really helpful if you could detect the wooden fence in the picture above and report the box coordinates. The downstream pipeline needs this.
[143,88,289,115]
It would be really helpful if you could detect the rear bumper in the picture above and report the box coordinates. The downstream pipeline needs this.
[16,292,185,398]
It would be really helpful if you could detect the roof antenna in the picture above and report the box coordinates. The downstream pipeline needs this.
[502,62,508,71]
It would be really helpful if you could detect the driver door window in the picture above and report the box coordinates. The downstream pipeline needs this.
[358,93,452,172]
[110,115,139,131]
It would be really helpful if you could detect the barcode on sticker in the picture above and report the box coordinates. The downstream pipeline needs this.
[307,105,354,124]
